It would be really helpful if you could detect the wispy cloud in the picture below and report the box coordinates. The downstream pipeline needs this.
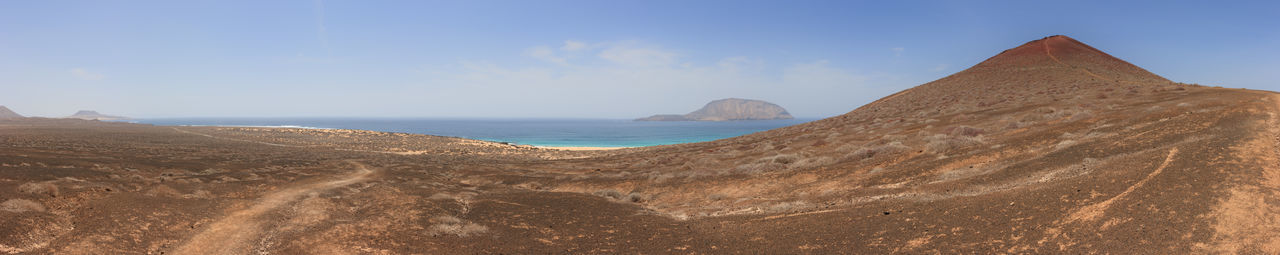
[313,0,331,57]
[596,42,678,67]
[561,40,588,51]
[930,64,949,72]
[524,46,566,64]
[406,40,883,117]
[70,68,104,80]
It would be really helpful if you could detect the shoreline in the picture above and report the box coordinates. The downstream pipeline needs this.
[158,123,640,150]
[533,146,632,151]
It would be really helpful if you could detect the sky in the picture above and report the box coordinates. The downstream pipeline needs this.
[1,1,1277,118]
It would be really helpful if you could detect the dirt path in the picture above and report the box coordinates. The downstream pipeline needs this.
[172,161,376,254]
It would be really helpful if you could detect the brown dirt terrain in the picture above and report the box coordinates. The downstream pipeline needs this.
[2,35,1279,254]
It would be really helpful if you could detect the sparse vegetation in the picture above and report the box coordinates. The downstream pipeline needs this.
[427,216,488,237]
[925,134,984,155]
[593,189,624,200]
[1,199,46,213]
[844,142,910,161]
[945,126,985,137]
[18,182,58,197]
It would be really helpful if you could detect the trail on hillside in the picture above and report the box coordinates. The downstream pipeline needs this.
[172,161,376,255]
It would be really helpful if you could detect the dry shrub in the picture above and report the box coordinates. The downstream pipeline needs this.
[732,162,786,175]
[428,191,477,201]
[427,193,458,200]
[513,181,543,190]
[761,154,799,165]
[926,134,984,154]
[750,142,776,153]
[593,189,624,200]
[1,199,45,213]
[592,189,648,203]
[764,201,810,214]
[845,142,910,161]
[789,156,835,170]
[18,182,58,197]
[185,190,213,199]
[1068,111,1095,121]
[945,126,985,137]
[626,192,649,203]
[1055,140,1077,150]
[427,216,488,237]
[1005,121,1032,130]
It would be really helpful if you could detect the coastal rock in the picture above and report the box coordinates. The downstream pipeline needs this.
[637,98,794,121]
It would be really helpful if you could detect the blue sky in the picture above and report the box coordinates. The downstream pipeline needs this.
[1,0,1276,118]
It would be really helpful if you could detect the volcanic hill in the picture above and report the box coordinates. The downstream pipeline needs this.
[637,98,794,121]
[2,35,1279,254]
[535,35,1280,253]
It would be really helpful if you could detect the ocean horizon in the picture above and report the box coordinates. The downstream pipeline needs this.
[124,117,818,148]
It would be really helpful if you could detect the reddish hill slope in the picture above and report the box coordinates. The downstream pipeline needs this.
[527,35,1280,253]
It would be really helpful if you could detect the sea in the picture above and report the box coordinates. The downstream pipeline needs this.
[125,118,817,148]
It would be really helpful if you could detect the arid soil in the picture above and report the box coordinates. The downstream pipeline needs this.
[4,36,1280,254]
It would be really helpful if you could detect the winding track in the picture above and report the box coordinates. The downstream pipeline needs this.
[172,161,375,254]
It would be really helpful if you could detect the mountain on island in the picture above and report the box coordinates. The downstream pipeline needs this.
[636,98,794,121]
[65,110,128,120]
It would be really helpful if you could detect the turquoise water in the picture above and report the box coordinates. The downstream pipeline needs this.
[126,118,815,147]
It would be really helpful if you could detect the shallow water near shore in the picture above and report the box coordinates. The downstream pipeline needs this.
[125,118,816,147]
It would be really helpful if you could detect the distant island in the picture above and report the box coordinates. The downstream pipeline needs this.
[65,110,128,120]
[636,98,794,121]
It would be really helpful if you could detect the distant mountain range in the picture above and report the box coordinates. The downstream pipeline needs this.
[636,98,794,121]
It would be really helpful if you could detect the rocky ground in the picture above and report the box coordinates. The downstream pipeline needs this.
[3,36,1280,254]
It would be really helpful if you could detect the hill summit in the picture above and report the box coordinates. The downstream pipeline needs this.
[637,98,794,121]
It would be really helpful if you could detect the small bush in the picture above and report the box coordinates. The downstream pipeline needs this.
[1055,140,1077,150]
[427,216,488,237]
[845,142,910,161]
[789,156,836,170]
[428,193,457,200]
[733,162,787,175]
[1,199,45,213]
[764,201,810,214]
[945,126,985,137]
[626,192,649,203]
[1068,111,1095,121]
[18,182,58,197]
[926,134,984,154]
[762,154,799,165]
[593,189,624,200]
